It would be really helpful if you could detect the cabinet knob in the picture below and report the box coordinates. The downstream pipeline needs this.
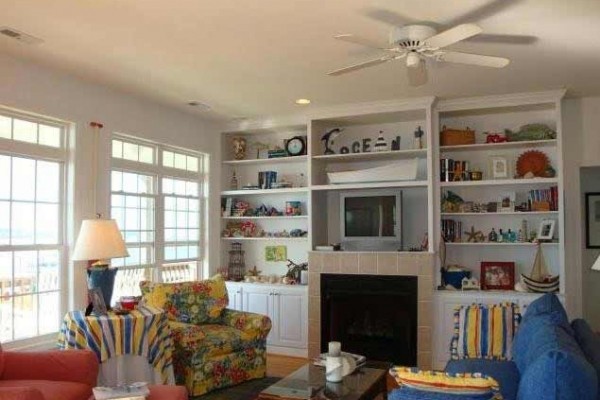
[237,290,241,294]
[275,292,280,296]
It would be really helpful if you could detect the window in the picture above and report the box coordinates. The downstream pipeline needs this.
[110,136,205,302]
[0,110,67,343]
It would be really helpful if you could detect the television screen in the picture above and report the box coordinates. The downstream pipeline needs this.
[344,195,396,237]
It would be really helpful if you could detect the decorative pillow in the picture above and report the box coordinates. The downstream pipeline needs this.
[450,303,520,361]
[389,367,502,399]
[140,278,228,325]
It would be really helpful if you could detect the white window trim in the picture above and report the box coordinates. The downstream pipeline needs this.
[0,108,70,348]
[111,134,207,281]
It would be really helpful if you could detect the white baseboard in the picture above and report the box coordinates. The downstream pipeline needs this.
[267,345,308,358]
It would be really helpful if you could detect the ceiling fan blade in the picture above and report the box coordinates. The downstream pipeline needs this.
[467,33,538,45]
[328,56,394,76]
[362,7,416,26]
[438,51,510,68]
[407,60,428,87]
[333,34,391,50]
[425,24,483,49]
[446,0,524,26]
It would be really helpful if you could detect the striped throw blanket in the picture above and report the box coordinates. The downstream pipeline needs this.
[450,303,521,360]
[57,305,173,383]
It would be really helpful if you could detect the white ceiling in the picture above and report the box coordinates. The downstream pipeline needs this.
[2,0,600,120]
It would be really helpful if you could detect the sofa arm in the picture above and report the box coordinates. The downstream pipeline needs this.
[0,387,45,400]
[219,308,272,340]
[3,349,99,387]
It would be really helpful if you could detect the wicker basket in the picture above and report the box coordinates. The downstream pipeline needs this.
[440,126,476,146]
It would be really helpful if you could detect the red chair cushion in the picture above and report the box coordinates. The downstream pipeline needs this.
[0,342,4,377]
[0,380,92,400]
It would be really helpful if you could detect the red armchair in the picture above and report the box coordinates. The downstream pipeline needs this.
[0,348,98,400]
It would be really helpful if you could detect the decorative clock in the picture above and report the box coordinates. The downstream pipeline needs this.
[286,136,306,156]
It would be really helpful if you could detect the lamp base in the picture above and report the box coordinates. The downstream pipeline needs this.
[87,267,118,308]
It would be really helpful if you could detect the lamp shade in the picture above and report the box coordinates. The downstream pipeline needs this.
[592,254,600,272]
[72,219,129,261]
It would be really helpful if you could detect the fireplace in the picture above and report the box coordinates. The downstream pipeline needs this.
[320,274,417,365]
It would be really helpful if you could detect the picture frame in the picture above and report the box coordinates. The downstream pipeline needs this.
[265,245,287,262]
[497,192,516,212]
[537,219,556,241]
[480,262,515,290]
[489,156,509,179]
[88,287,108,315]
[585,193,600,248]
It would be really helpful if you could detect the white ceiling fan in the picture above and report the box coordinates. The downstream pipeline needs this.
[328,23,510,86]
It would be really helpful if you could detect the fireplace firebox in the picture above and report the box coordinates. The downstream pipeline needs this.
[320,274,417,365]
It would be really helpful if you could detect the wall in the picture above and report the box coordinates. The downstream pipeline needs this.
[562,96,600,324]
[0,54,223,313]
[580,167,600,330]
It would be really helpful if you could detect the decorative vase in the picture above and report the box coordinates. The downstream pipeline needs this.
[87,268,118,307]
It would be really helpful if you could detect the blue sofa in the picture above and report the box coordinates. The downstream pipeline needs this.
[390,294,600,400]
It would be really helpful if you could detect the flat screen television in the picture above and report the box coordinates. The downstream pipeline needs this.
[339,190,402,251]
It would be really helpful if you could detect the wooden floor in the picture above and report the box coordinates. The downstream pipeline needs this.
[266,353,308,377]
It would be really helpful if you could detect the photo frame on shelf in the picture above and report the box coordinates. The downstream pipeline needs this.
[489,155,509,179]
[497,192,516,212]
[537,219,556,241]
[88,287,108,315]
[480,262,515,291]
[585,192,600,248]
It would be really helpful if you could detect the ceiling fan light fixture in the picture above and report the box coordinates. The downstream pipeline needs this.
[406,52,421,68]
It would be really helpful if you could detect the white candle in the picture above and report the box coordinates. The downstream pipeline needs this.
[328,341,341,357]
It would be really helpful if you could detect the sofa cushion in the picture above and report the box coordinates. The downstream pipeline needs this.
[446,359,520,400]
[450,303,520,361]
[0,380,92,400]
[572,319,600,395]
[517,349,598,400]
[513,313,580,373]
[389,387,499,400]
[521,293,571,331]
[140,278,228,325]
[169,322,252,360]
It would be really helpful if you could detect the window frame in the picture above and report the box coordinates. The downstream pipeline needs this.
[0,108,69,347]
[110,134,206,283]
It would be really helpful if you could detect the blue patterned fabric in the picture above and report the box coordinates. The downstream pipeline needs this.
[389,387,497,400]
[446,359,519,400]
[572,318,600,395]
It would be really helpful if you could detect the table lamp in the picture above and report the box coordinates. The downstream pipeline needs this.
[592,254,600,272]
[72,218,129,308]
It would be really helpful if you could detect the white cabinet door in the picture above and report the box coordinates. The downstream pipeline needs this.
[242,286,276,344]
[225,283,243,311]
[273,289,308,349]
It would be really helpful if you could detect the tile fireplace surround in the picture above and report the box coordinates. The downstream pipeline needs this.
[307,251,435,370]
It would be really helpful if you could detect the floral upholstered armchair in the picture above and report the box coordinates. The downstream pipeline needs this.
[140,277,271,397]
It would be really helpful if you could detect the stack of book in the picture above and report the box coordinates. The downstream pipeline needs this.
[258,171,278,189]
[441,219,462,242]
[528,186,558,211]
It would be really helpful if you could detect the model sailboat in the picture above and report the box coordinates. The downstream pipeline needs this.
[521,243,559,293]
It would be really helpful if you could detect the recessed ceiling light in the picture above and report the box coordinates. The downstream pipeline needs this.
[187,101,210,110]
[295,98,311,105]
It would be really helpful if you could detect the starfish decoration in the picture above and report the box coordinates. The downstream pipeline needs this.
[464,226,483,243]
[247,265,262,277]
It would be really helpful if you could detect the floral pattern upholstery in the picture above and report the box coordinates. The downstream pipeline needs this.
[140,279,228,325]
[140,279,271,396]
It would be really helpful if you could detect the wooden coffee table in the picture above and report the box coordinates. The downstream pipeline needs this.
[258,363,387,400]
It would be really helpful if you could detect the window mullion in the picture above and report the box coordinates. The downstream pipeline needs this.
[155,177,165,282]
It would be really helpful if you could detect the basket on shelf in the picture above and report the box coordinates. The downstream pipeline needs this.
[440,126,476,146]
